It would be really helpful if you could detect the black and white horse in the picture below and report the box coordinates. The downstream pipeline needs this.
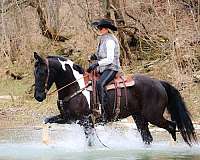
[34,52,197,146]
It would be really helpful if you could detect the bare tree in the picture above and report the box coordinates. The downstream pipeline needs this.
[29,0,68,42]
[47,0,61,33]
[99,0,111,18]
[98,0,133,64]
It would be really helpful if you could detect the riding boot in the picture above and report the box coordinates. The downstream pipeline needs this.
[96,70,117,124]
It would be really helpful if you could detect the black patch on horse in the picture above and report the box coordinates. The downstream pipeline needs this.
[73,64,84,74]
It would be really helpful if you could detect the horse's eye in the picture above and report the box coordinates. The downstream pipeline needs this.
[34,68,44,77]
[39,72,45,76]
[39,69,47,76]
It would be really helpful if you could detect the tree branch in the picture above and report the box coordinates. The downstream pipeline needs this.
[29,0,69,42]
[0,0,29,14]
[124,10,149,36]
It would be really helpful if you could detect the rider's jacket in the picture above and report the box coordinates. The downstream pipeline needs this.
[96,33,121,73]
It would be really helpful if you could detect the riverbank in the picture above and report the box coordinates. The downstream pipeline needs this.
[0,76,200,129]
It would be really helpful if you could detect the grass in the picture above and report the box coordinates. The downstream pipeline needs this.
[0,75,59,128]
[0,78,31,96]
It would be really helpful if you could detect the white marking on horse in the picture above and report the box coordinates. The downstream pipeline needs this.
[58,58,90,108]
[58,59,67,71]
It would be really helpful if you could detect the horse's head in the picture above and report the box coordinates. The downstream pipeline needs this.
[33,52,49,102]
[33,52,86,102]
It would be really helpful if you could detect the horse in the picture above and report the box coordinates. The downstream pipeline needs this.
[33,52,197,146]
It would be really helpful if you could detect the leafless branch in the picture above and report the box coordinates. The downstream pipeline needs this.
[124,10,149,36]
[29,0,69,42]
[0,0,29,14]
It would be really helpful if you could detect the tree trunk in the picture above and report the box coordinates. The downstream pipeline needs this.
[99,0,111,18]
[29,0,68,42]
[111,0,133,64]
[8,2,21,63]
[47,0,61,33]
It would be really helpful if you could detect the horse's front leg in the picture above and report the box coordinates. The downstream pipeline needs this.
[79,115,95,146]
[44,114,67,124]
[44,100,72,124]
[132,113,153,144]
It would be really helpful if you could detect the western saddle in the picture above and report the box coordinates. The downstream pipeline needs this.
[84,71,135,121]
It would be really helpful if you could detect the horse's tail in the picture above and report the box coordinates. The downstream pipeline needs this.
[160,81,197,145]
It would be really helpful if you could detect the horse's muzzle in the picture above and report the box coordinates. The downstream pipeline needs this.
[34,91,46,102]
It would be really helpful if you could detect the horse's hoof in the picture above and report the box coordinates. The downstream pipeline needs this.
[142,131,153,144]
[88,141,93,147]
[87,137,94,147]
[171,124,176,141]
[144,137,153,145]
[172,133,176,141]
[144,141,150,145]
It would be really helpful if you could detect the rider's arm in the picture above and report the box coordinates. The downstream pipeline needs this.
[98,39,115,66]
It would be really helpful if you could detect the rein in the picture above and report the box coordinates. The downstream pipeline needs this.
[43,60,110,148]
[47,75,89,96]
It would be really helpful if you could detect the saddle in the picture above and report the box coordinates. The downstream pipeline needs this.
[84,71,135,121]
[84,72,135,91]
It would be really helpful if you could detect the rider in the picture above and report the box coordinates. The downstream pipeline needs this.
[87,19,121,122]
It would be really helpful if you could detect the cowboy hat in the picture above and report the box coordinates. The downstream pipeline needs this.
[91,19,117,31]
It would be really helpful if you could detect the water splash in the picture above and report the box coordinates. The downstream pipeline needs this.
[0,123,199,160]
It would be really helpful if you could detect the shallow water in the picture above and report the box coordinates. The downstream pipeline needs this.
[0,123,200,160]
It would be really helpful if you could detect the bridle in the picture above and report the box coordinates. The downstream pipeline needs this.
[44,58,50,94]
[34,59,50,94]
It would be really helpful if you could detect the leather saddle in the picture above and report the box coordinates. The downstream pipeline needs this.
[84,72,135,91]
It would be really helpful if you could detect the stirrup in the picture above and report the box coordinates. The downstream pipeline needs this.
[92,109,101,115]
[92,103,101,117]
[99,112,108,124]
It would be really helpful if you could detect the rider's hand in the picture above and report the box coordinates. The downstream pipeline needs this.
[87,63,99,73]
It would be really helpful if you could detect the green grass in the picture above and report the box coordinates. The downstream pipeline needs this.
[0,76,59,128]
[0,78,32,96]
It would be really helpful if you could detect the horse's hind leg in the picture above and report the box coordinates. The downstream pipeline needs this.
[148,117,176,141]
[79,115,95,146]
[166,120,176,141]
[132,113,153,144]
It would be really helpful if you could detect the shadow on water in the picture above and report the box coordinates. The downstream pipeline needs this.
[0,123,200,160]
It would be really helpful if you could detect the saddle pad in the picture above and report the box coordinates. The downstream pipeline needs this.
[86,80,135,91]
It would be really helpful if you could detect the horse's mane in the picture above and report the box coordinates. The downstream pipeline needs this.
[47,55,67,61]
[47,55,85,74]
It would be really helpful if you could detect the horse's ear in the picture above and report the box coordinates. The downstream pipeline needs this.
[34,52,44,63]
